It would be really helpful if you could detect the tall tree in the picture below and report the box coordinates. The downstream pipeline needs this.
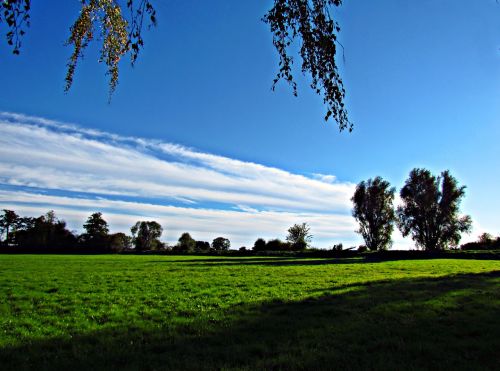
[176,232,196,253]
[211,237,230,251]
[0,209,20,245]
[397,169,472,250]
[286,222,312,250]
[81,212,109,248]
[1,0,350,128]
[131,220,163,250]
[351,177,396,251]
[253,238,267,252]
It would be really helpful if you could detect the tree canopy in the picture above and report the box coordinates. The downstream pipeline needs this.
[397,169,472,251]
[0,0,350,129]
[351,177,396,251]
[285,222,312,250]
[211,237,231,251]
[131,220,163,250]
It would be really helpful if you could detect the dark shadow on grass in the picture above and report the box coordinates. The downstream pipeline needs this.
[146,251,500,267]
[1,271,499,370]
[147,257,365,266]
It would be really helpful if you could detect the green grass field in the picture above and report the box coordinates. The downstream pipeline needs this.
[0,254,499,370]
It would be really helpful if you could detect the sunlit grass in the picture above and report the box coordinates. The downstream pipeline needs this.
[0,254,498,369]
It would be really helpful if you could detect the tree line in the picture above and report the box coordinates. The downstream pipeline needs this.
[0,210,232,253]
[0,168,497,253]
[0,208,315,253]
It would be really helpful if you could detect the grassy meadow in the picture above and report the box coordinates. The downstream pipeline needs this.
[0,254,499,370]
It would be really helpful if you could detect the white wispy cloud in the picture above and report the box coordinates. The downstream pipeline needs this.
[0,111,366,247]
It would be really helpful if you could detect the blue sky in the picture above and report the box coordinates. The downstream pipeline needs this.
[0,0,499,248]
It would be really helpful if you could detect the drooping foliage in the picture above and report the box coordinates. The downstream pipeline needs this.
[0,0,30,55]
[263,0,351,130]
[1,0,156,96]
[65,0,157,96]
[1,0,350,128]
[351,177,396,251]
[397,169,472,250]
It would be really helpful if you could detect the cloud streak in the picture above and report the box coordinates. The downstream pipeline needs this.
[0,111,363,247]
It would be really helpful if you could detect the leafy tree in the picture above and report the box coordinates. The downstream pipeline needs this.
[211,237,230,251]
[176,232,196,253]
[351,177,396,251]
[80,212,109,248]
[0,209,20,245]
[14,211,76,249]
[108,232,132,252]
[131,221,163,251]
[266,238,290,251]
[1,0,350,128]
[195,240,210,252]
[286,223,312,250]
[330,243,343,251]
[253,238,267,252]
[461,233,500,251]
[478,233,494,244]
[397,169,472,250]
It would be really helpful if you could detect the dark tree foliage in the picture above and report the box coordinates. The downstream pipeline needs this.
[175,232,196,253]
[351,177,396,251]
[266,238,291,251]
[1,0,156,96]
[0,209,20,245]
[254,238,266,251]
[211,237,230,251]
[264,0,351,130]
[14,211,77,249]
[131,220,162,251]
[0,0,30,55]
[195,240,210,252]
[253,238,267,252]
[286,222,312,250]
[108,232,132,252]
[397,169,472,251]
[461,233,500,251]
[1,0,350,128]
[80,212,110,248]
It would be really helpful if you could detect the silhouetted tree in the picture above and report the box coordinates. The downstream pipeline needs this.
[176,232,196,253]
[478,233,494,245]
[253,238,267,252]
[195,240,210,252]
[1,1,350,128]
[79,212,109,249]
[330,243,343,251]
[397,169,472,250]
[351,177,396,251]
[286,223,312,250]
[14,211,76,249]
[212,237,230,251]
[461,233,500,251]
[131,221,163,251]
[0,209,20,245]
[108,232,132,252]
[266,238,291,251]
